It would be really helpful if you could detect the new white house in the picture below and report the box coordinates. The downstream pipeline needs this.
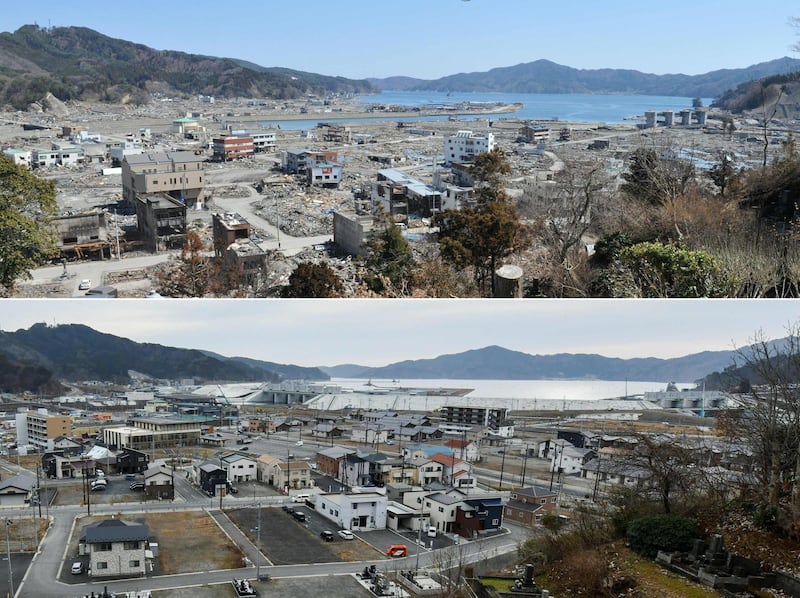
[221,453,257,482]
[315,491,388,531]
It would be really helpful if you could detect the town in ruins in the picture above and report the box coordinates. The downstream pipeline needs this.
[2,26,800,298]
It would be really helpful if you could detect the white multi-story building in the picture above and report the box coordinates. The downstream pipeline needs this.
[444,130,495,165]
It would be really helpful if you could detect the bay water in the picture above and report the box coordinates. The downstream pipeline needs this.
[260,91,711,130]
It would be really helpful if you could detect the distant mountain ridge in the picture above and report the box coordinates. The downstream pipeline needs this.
[368,57,800,98]
[0,324,328,390]
[320,345,744,383]
[0,25,376,109]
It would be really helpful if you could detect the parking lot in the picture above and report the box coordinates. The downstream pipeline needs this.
[226,505,385,565]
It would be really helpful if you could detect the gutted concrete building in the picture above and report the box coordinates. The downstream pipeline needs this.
[53,211,112,259]
[122,151,205,210]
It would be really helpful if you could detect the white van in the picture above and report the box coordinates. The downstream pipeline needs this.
[292,493,310,503]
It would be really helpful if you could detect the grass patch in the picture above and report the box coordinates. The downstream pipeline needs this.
[618,548,719,598]
[477,577,515,591]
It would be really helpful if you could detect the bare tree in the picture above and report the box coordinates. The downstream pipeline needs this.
[728,326,800,537]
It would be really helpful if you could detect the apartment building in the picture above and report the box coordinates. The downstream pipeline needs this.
[212,135,254,161]
[441,406,512,436]
[15,409,72,451]
[122,151,205,208]
[251,131,277,152]
[444,130,495,165]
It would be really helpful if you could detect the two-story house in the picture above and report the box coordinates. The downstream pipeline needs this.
[79,519,149,578]
[315,491,387,531]
[221,453,257,483]
[503,485,559,529]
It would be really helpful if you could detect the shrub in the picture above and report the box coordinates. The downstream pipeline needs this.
[752,503,780,530]
[627,515,698,558]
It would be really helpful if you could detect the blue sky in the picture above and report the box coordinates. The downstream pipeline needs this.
[1,1,798,80]
[1,300,798,367]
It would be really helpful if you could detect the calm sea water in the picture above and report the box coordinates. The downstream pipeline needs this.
[260,91,712,130]
[332,378,694,401]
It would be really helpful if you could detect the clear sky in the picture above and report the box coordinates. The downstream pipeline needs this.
[1,300,798,368]
[1,1,798,80]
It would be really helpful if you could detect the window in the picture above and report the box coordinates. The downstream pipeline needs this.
[540,498,547,504]
[95,543,112,552]
[96,562,108,569]
[129,560,140,568]
[492,519,499,526]
[438,506,444,513]
[123,541,140,550]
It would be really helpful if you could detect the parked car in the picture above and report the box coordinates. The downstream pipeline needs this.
[71,562,83,575]
[78,279,91,290]
[291,510,307,522]
[320,530,334,542]
[291,493,310,503]
[338,530,354,540]
[295,440,303,446]
[282,505,294,514]
[125,474,137,481]
[387,544,407,557]
[90,484,106,492]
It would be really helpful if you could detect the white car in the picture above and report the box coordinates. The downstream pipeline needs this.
[71,562,83,574]
[78,279,91,290]
[337,530,354,540]
[295,440,303,446]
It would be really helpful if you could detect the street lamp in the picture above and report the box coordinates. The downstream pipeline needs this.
[4,518,13,598]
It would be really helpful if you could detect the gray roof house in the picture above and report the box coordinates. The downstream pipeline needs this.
[0,475,35,506]
[79,519,150,578]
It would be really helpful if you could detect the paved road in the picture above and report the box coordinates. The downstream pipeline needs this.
[14,492,519,598]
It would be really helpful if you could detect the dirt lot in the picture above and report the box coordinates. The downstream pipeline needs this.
[67,512,243,576]
[226,505,380,565]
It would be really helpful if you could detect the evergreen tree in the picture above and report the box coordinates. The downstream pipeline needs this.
[0,153,58,292]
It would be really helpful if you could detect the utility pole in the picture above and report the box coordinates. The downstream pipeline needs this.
[499,441,507,490]
[256,503,262,580]
[35,465,42,518]
[5,518,13,598]
[521,444,529,487]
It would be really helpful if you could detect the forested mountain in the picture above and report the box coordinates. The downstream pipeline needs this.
[0,25,376,109]
[0,323,326,389]
[369,57,800,98]
[321,345,742,383]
